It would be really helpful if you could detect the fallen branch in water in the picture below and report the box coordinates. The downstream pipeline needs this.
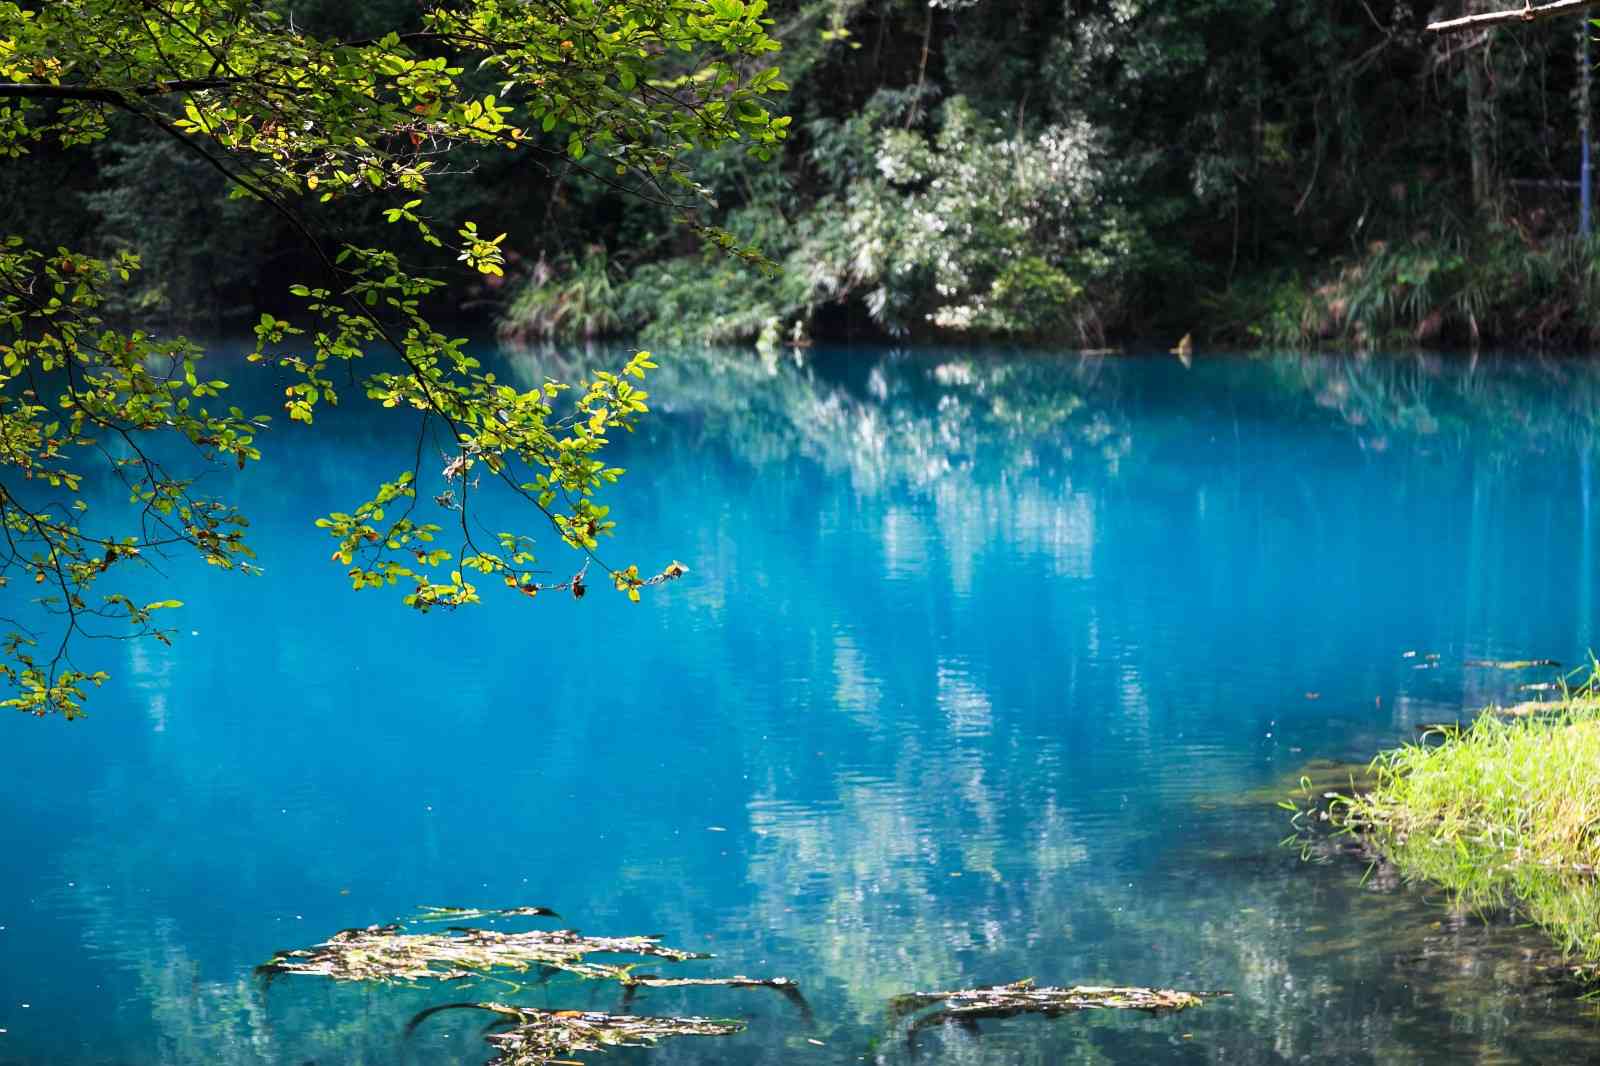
[889,978,1227,1044]
[1464,658,1561,670]
[891,978,1223,1017]
[258,916,808,1018]
[617,972,814,1022]
[409,1002,744,1066]
[632,974,787,988]
[414,905,561,923]
[262,910,809,1061]
[258,924,710,985]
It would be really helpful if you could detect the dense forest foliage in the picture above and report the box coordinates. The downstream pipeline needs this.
[9,0,1600,349]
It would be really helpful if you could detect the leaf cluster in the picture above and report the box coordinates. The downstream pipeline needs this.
[0,0,786,717]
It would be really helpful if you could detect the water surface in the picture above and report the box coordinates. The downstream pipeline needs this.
[5,345,1600,1064]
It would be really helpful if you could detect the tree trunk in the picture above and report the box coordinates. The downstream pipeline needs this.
[1466,19,1494,216]
[1581,16,1593,234]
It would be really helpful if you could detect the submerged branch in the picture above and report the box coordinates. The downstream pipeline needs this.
[257,913,805,1015]
[414,905,561,923]
[258,923,712,985]
[889,978,1225,1041]
[409,1001,744,1066]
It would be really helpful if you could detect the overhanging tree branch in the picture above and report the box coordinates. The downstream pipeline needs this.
[1429,0,1599,33]
[0,0,776,717]
[0,79,232,101]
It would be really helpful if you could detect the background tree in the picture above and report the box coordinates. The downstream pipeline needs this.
[506,0,1600,349]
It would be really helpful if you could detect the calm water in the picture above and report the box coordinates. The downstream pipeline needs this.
[5,345,1600,1065]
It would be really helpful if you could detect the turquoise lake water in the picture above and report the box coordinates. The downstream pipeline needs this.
[5,345,1600,1064]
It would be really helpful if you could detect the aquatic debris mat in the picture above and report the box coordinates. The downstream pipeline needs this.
[888,978,1226,1043]
[259,914,1222,1062]
[408,1002,744,1066]
[260,909,805,1064]
[258,919,768,986]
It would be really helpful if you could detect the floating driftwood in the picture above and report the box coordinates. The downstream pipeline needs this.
[262,911,805,1066]
[259,923,713,986]
[414,905,561,923]
[1464,658,1561,670]
[616,973,813,1023]
[888,978,1225,1046]
[259,915,807,1019]
[891,978,1220,1020]
[409,1002,743,1066]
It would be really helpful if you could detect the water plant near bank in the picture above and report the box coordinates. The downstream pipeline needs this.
[1311,671,1600,970]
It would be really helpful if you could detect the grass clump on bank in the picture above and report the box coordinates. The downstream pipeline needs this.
[1339,681,1600,965]
[1207,225,1600,351]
